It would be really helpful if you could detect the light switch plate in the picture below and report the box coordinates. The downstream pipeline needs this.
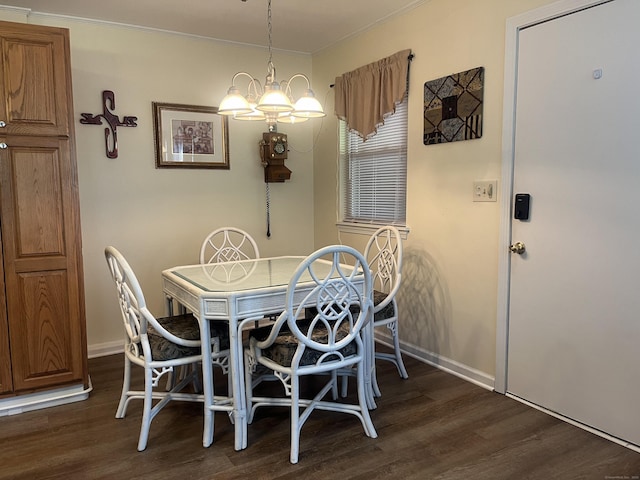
[473,180,497,202]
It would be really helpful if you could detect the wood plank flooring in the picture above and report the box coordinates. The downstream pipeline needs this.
[1,350,639,479]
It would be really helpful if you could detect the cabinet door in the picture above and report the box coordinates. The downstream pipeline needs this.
[0,21,72,137]
[0,136,87,392]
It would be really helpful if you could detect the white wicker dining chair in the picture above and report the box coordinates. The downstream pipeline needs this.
[322,226,408,400]
[200,227,260,264]
[104,246,231,451]
[244,245,377,464]
[365,225,408,396]
[198,227,262,388]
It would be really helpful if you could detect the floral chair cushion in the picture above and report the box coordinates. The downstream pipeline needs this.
[250,320,357,367]
[372,290,395,321]
[305,290,394,323]
[146,314,230,361]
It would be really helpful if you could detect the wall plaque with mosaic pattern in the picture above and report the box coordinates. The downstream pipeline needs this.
[423,66,484,145]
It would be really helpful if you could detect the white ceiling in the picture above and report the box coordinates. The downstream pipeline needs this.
[0,0,425,54]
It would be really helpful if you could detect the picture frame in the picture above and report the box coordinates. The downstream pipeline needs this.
[153,102,229,169]
[423,66,484,145]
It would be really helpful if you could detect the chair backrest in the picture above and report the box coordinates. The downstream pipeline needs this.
[364,226,403,313]
[105,246,196,358]
[199,227,260,264]
[105,246,149,353]
[281,245,373,369]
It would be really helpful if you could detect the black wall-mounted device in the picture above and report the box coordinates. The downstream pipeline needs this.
[514,193,531,220]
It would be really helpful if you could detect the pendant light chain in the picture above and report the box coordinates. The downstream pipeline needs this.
[267,0,273,77]
[267,0,272,61]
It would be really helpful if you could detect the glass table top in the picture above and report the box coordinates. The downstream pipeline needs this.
[170,256,358,293]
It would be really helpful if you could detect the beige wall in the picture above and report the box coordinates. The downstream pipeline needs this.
[0,0,564,383]
[0,9,316,353]
[312,0,556,383]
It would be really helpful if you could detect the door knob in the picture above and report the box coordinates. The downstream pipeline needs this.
[0,142,7,149]
[0,121,5,128]
[509,241,526,254]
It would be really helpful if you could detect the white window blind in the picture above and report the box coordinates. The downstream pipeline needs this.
[340,96,407,225]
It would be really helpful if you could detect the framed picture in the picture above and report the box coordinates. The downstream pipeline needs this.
[153,102,229,169]
[423,66,484,145]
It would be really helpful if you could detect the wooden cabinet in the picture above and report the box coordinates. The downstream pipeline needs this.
[0,23,71,137]
[0,21,88,398]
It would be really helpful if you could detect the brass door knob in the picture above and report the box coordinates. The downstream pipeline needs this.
[509,241,526,254]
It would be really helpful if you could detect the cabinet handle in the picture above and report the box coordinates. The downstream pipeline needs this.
[0,142,7,149]
[0,121,5,128]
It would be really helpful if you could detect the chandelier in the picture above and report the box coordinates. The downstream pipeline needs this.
[217,0,325,126]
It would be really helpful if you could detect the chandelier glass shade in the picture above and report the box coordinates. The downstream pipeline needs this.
[217,0,325,125]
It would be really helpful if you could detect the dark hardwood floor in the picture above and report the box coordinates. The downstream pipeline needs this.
[1,349,639,479]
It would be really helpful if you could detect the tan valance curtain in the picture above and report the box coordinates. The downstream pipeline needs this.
[334,49,412,141]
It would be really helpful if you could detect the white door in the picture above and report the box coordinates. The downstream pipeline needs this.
[507,0,640,446]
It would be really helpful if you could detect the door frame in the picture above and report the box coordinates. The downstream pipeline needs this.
[495,0,612,394]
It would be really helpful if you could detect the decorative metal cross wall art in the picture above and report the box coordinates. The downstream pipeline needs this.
[80,90,138,158]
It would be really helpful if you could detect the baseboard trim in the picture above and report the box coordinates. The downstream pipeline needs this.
[0,378,93,416]
[374,333,495,391]
[88,340,123,358]
[91,336,496,391]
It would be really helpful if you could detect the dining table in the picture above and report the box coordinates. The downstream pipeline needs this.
[161,255,374,451]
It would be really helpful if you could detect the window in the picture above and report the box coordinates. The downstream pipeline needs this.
[340,95,407,226]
